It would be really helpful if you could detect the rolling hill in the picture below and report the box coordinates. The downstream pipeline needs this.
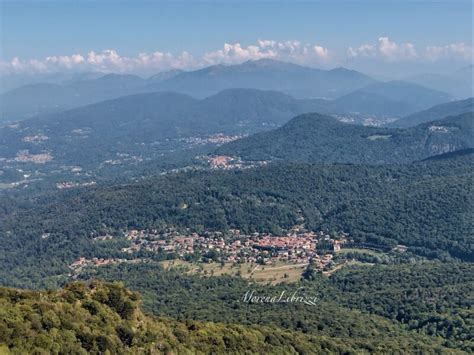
[332,80,452,117]
[0,89,326,171]
[390,97,474,128]
[216,112,474,164]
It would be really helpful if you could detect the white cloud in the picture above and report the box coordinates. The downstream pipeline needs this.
[377,37,417,61]
[46,54,85,68]
[313,45,330,60]
[0,49,198,74]
[1,38,471,75]
[0,40,331,74]
[347,37,472,63]
[346,44,376,58]
[202,40,331,65]
[347,37,417,62]
[425,43,473,61]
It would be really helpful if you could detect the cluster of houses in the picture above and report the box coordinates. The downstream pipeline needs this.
[207,155,237,169]
[13,150,53,164]
[181,133,244,146]
[204,155,269,170]
[68,256,143,274]
[56,181,96,189]
[22,134,49,143]
[102,152,144,166]
[67,228,354,276]
[120,228,348,265]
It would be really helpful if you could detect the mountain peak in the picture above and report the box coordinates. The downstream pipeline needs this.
[148,69,184,82]
[240,58,307,71]
[96,73,143,82]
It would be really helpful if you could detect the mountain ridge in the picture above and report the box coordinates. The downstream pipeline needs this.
[0,59,376,122]
[216,112,474,164]
[390,97,474,127]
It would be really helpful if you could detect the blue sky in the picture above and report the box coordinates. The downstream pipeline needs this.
[0,0,472,76]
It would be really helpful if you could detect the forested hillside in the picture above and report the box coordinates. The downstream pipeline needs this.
[0,151,472,288]
[2,281,402,354]
[79,262,473,352]
[390,97,473,128]
[217,112,474,163]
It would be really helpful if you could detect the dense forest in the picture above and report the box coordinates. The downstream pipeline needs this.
[3,280,415,354]
[1,270,471,353]
[78,261,473,351]
[0,151,472,287]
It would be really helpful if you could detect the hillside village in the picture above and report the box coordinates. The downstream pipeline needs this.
[69,228,353,275]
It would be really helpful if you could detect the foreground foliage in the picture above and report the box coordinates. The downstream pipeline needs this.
[80,261,474,352]
[0,281,451,354]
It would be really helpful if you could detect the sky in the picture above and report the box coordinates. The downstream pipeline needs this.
[0,0,472,77]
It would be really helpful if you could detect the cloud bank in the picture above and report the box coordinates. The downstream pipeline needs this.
[347,37,472,63]
[1,38,471,75]
[0,40,331,75]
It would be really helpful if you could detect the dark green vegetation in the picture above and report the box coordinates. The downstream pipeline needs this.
[0,151,472,288]
[329,262,474,349]
[78,261,474,352]
[391,97,474,128]
[2,281,397,354]
[0,263,471,353]
[217,112,474,163]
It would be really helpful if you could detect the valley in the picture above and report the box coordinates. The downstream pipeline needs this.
[0,91,472,197]
[0,16,472,351]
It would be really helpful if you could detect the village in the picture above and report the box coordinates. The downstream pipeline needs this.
[67,227,356,284]
[204,155,270,170]
[121,228,348,264]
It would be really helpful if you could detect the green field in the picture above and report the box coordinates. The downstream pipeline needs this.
[159,260,308,284]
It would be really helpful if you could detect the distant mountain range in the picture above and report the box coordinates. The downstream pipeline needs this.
[0,71,105,93]
[0,73,151,121]
[406,65,473,99]
[0,70,185,122]
[216,112,474,164]
[389,97,474,128]
[0,60,454,123]
[147,59,376,99]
